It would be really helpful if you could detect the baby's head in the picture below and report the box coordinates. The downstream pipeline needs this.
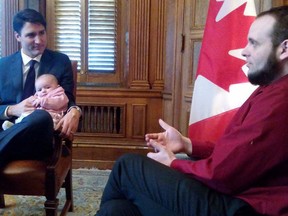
[35,74,59,94]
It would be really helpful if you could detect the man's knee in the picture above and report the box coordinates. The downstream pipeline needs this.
[118,153,143,161]
[96,200,141,216]
[30,110,52,123]
[115,153,147,170]
[24,110,53,128]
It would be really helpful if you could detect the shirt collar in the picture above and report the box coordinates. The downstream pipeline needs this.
[21,49,42,66]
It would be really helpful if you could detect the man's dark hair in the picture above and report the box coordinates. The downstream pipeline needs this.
[257,6,288,47]
[13,8,46,34]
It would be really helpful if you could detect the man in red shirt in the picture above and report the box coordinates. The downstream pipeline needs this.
[96,6,288,216]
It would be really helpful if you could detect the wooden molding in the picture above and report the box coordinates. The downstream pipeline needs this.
[272,0,288,6]
[149,0,166,90]
[1,0,19,57]
[129,0,151,89]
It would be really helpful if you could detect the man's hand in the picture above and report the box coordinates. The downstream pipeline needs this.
[32,98,41,107]
[145,119,192,155]
[55,107,81,140]
[7,96,36,117]
[147,139,177,166]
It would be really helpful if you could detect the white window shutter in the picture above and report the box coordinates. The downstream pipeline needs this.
[54,0,117,73]
[88,0,117,72]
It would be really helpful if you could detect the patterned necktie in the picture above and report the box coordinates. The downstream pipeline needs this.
[22,60,37,100]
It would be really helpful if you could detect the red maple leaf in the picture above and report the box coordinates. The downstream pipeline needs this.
[197,2,255,92]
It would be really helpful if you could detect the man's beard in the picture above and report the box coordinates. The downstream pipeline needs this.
[248,52,280,86]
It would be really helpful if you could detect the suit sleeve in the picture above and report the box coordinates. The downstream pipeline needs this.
[0,53,23,120]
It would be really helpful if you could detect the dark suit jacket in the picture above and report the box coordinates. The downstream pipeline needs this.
[0,49,76,121]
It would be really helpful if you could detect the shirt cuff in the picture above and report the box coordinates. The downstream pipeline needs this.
[4,106,10,119]
[67,105,82,116]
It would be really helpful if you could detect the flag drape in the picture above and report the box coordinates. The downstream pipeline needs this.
[189,0,257,143]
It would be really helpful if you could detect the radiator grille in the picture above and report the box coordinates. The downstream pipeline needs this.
[78,105,125,135]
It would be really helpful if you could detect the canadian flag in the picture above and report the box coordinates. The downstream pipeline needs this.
[189,0,258,143]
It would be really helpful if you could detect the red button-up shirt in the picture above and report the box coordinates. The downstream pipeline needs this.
[171,75,288,216]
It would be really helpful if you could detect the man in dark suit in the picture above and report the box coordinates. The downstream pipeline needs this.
[0,9,81,167]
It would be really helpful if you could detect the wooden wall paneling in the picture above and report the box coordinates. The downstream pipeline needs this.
[45,0,55,49]
[272,0,288,6]
[21,0,45,15]
[178,0,208,135]
[162,0,185,128]
[72,145,148,170]
[254,0,272,12]
[70,0,166,169]
[149,0,166,90]
[1,0,19,57]
[75,88,163,135]
[170,0,185,130]
[163,0,178,94]
[129,0,150,89]
[73,88,163,169]
[181,39,201,135]
[162,0,178,126]
[118,0,128,87]
[191,0,209,28]
[131,104,147,138]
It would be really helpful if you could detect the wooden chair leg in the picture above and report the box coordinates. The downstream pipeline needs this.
[44,198,59,216]
[0,194,5,208]
[65,169,73,212]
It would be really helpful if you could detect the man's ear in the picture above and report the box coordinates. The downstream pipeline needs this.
[14,31,21,42]
[279,40,288,60]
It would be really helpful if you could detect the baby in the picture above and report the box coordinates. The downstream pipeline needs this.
[2,74,69,130]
